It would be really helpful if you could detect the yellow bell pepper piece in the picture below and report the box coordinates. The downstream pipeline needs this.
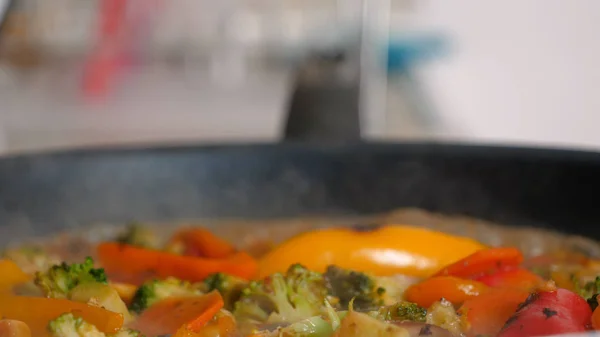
[0,260,31,291]
[258,225,485,278]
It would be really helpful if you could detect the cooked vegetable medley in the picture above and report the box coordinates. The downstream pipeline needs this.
[1,223,600,337]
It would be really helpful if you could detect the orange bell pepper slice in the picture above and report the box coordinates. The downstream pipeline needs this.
[97,242,257,284]
[0,260,31,292]
[404,276,488,308]
[258,225,485,278]
[459,288,530,337]
[168,228,237,259]
[474,266,543,290]
[131,291,224,337]
[0,295,123,337]
[433,247,523,279]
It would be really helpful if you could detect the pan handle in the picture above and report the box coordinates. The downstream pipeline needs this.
[282,50,362,143]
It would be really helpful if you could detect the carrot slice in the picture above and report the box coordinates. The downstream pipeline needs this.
[0,260,31,291]
[459,288,530,337]
[0,319,32,337]
[97,242,257,284]
[168,228,237,258]
[0,295,123,337]
[404,276,488,308]
[433,247,523,279]
[474,266,543,290]
[592,306,600,330]
[131,291,224,336]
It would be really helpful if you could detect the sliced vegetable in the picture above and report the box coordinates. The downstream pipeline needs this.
[458,288,530,337]
[173,309,237,337]
[0,295,123,337]
[474,266,543,290]
[97,242,257,284]
[426,299,463,336]
[404,276,488,308]
[433,247,523,279]
[498,288,592,337]
[110,282,137,305]
[593,306,600,330]
[258,225,485,278]
[0,319,31,337]
[332,310,408,337]
[167,228,237,258]
[69,282,133,323]
[0,260,31,291]
[131,291,224,337]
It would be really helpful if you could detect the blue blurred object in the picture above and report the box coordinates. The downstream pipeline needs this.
[384,33,450,132]
[386,34,449,74]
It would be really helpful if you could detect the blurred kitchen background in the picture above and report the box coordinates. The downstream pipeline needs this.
[0,0,598,154]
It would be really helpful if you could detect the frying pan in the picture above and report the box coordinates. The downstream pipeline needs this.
[1,141,599,241]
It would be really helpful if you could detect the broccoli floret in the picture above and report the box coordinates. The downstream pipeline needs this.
[48,313,143,337]
[48,313,104,337]
[129,277,203,314]
[323,265,386,311]
[35,257,107,298]
[233,264,329,324]
[204,272,247,310]
[116,223,158,249]
[377,301,427,322]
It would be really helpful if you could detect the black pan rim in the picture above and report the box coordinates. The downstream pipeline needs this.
[2,140,600,163]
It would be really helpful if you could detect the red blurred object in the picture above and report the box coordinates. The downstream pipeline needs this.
[82,0,127,99]
[83,0,161,99]
[100,0,127,39]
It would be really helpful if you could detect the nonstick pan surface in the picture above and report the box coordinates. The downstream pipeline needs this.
[0,142,598,244]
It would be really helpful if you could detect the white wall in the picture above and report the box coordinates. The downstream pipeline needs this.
[401,0,600,149]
